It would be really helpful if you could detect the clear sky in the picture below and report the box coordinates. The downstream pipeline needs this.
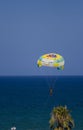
[0,0,83,76]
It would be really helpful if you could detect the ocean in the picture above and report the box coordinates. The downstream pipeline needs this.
[0,76,83,130]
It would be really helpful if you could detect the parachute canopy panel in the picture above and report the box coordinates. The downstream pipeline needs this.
[37,53,65,70]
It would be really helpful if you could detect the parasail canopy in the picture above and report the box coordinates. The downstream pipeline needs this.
[37,53,65,70]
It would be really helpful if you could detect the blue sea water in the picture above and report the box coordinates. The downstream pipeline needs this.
[0,76,83,130]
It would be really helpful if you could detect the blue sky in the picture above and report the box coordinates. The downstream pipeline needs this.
[0,0,83,76]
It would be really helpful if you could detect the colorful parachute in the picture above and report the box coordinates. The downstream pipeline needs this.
[37,53,65,70]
